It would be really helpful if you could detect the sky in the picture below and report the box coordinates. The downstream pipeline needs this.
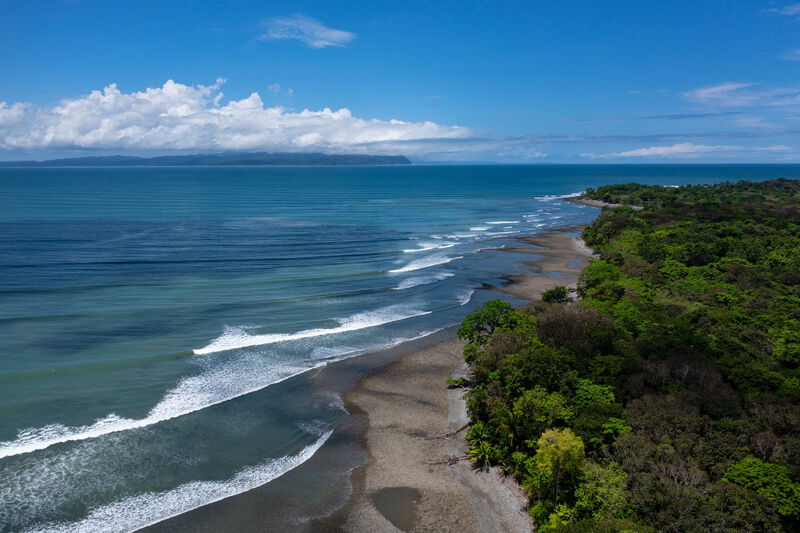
[1,0,800,163]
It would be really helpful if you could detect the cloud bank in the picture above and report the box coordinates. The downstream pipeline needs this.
[260,15,355,48]
[0,79,471,153]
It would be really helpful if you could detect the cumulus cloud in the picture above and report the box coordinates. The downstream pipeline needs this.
[260,15,355,48]
[0,79,471,153]
[581,142,791,159]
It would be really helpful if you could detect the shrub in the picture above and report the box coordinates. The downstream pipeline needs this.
[542,286,571,303]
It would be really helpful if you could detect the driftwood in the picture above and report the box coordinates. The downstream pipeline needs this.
[429,454,471,465]
[434,423,469,440]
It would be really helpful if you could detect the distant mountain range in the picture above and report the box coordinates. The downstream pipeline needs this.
[0,152,412,167]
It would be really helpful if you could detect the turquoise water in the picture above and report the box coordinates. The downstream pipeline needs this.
[1,164,798,532]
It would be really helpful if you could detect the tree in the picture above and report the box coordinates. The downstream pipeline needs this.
[469,440,501,471]
[457,299,518,345]
[513,386,574,446]
[574,461,631,520]
[542,286,571,303]
[533,428,585,506]
[573,379,615,408]
[723,457,800,519]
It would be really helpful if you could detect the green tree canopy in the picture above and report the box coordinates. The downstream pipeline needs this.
[723,457,800,519]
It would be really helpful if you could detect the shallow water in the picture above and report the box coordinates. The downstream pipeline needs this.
[1,164,798,532]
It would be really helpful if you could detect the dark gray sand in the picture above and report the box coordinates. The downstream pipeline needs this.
[313,228,593,533]
[144,229,593,533]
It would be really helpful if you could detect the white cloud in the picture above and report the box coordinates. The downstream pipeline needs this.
[581,142,791,159]
[782,48,800,61]
[267,84,281,93]
[0,102,30,126]
[0,79,471,153]
[683,82,800,108]
[764,3,800,15]
[260,15,354,48]
[682,82,760,107]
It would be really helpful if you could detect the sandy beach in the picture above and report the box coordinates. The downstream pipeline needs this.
[564,195,644,211]
[141,227,594,533]
[311,228,593,532]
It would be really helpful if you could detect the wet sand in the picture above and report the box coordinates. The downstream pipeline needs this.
[499,226,595,301]
[145,228,594,533]
[315,228,593,532]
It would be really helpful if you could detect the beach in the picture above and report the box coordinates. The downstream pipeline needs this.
[142,227,593,533]
[309,227,592,532]
[563,195,644,211]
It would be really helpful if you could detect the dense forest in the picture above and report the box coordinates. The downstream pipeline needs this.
[457,180,800,532]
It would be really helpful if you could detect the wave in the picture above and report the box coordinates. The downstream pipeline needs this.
[194,305,431,355]
[458,289,476,305]
[536,192,584,201]
[402,241,457,253]
[469,226,489,231]
[485,220,519,225]
[26,431,332,533]
[0,305,429,459]
[0,364,320,460]
[392,272,454,290]
[389,255,462,273]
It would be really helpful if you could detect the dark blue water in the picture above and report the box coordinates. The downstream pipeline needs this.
[1,164,798,532]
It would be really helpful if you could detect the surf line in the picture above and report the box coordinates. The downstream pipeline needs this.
[0,306,432,459]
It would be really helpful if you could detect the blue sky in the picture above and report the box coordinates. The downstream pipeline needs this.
[1,0,800,162]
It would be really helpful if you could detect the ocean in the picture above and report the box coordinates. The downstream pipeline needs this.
[1,164,798,532]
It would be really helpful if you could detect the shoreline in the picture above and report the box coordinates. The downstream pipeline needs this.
[311,227,593,532]
[563,195,644,211]
[142,226,595,533]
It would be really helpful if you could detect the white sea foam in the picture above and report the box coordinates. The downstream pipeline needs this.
[485,220,519,224]
[0,363,317,460]
[458,289,476,305]
[195,305,431,355]
[536,192,584,201]
[0,305,430,459]
[389,255,462,273]
[469,226,489,231]
[26,432,332,533]
[402,241,457,253]
[392,272,454,290]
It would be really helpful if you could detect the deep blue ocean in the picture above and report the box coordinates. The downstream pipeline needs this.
[1,164,798,532]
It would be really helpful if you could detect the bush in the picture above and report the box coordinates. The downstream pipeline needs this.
[446,376,469,388]
[542,286,571,303]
